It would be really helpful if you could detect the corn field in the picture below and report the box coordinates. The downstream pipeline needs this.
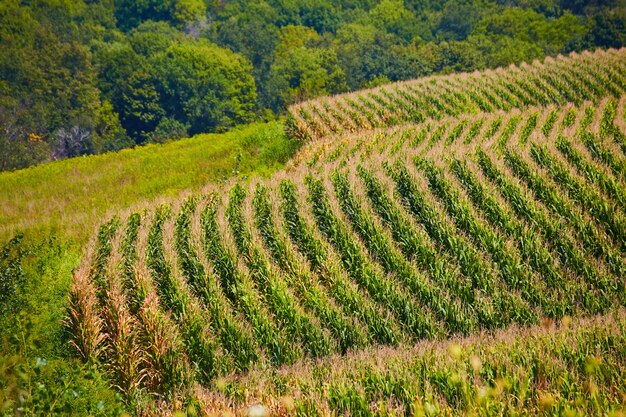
[68,49,626,415]
[287,48,626,141]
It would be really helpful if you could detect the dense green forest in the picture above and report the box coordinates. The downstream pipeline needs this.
[1,0,625,171]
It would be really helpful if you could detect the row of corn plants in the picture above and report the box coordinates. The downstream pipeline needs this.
[496,115,522,146]
[90,217,121,297]
[226,184,333,358]
[306,175,434,341]
[200,196,300,365]
[386,161,534,328]
[477,150,618,313]
[600,99,618,138]
[444,119,469,146]
[278,179,403,345]
[252,184,368,353]
[119,212,145,309]
[174,196,258,373]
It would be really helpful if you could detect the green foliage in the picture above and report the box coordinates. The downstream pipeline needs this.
[0,350,125,416]
[0,235,26,320]
[0,237,125,416]
[115,0,205,30]
[7,47,624,413]
[152,40,257,134]
[2,0,626,170]
[0,121,299,243]
[267,26,347,111]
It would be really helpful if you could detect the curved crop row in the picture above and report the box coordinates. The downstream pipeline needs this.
[288,48,626,141]
[69,56,626,413]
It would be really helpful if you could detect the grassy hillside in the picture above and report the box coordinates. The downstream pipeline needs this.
[0,121,298,243]
[66,48,626,414]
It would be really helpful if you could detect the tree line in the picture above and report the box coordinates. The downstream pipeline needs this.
[1,0,624,171]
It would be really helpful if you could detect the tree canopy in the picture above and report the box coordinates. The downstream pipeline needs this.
[1,0,625,170]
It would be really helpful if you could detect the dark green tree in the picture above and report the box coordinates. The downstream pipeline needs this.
[151,40,257,134]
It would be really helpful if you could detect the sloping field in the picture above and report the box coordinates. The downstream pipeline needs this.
[287,48,626,141]
[213,311,626,415]
[68,51,626,415]
[0,122,296,243]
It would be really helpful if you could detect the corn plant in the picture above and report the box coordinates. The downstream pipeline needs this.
[464,119,485,144]
[519,113,539,145]
[100,284,147,401]
[146,205,218,383]
[331,170,443,338]
[445,120,468,146]
[66,271,105,363]
[600,99,618,138]
[119,213,144,310]
[579,132,626,181]
[528,144,626,252]
[556,136,626,212]
[200,196,299,365]
[279,179,402,345]
[386,161,538,328]
[91,217,121,297]
[450,159,583,316]
[306,175,433,340]
[227,184,332,358]
[357,165,478,333]
[175,196,258,373]
[484,117,503,140]
[135,290,192,396]
[541,109,559,138]
[417,158,550,319]
[477,150,618,313]
[497,115,521,147]
[253,184,367,353]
